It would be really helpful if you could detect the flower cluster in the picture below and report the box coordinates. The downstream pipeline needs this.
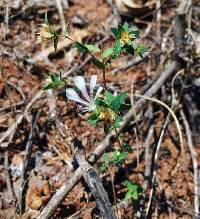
[37,14,59,51]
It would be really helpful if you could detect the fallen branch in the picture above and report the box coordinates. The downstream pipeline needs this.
[74,139,117,219]
[37,60,180,219]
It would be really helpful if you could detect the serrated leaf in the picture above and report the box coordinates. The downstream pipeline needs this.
[102,48,113,59]
[130,30,140,39]
[124,45,135,56]
[91,57,105,69]
[113,40,122,58]
[111,28,120,39]
[111,92,127,112]
[118,24,125,35]
[123,180,143,201]
[122,23,129,32]
[125,192,133,201]
[104,91,115,104]
[84,44,101,53]
[43,83,54,90]
[51,74,60,83]
[95,98,109,107]
[112,150,127,164]
[131,191,138,200]
[113,116,123,128]
[87,113,99,125]
[74,42,88,52]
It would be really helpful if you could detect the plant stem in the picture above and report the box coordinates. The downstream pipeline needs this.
[102,68,107,90]
[110,168,119,219]
[114,127,122,148]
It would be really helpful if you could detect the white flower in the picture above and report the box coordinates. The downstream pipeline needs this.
[66,75,103,112]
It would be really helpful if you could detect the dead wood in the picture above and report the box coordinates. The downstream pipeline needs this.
[74,139,117,219]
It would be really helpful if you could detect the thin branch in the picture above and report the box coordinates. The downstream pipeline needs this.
[145,114,170,217]
[18,111,40,214]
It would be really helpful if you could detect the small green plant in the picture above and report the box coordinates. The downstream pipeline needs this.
[123,180,143,201]
[100,150,128,173]
[44,72,66,90]
[38,13,148,208]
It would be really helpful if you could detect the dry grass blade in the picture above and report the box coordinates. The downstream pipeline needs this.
[134,94,184,155]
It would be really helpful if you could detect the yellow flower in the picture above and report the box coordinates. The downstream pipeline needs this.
[37,23,57,45]
[99,108,115,124]
[120,31,131,45]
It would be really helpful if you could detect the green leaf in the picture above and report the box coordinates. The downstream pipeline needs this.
[43,83,54,90]
[84,44,101,53]
[87,108,101,125]
[43,74,65,90]
[100,162,109,173]
[123,180,143,201]
[125,192,133,201]
[112,150,127,164]
[111,28,120,39]
[122,23,129,32]
[104,91,115,104]
[118,24,125,35]
[74,42,89,52]
[95,98,109,108]
[130,30,140,39]
[103,91,127,112]
[111,92,127,112]
[102,48,113,59]
[113,116,123,128]
[124,45,135,56]
[51,74,60,83]
[113,40,122,59]
[135,45,149,58]
[87,113,99,125]
[91,57,105,69]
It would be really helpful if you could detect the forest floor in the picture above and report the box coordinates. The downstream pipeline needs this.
[0,0,200,218]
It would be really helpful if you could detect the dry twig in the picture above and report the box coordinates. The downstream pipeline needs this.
[18,111,40,214]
